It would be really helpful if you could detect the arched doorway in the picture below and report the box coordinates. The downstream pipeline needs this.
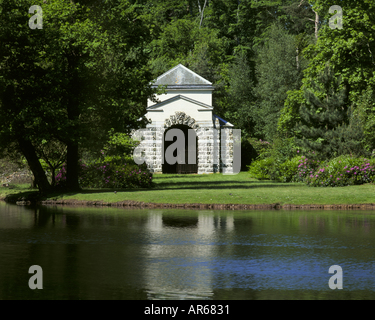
[162,124,198,174]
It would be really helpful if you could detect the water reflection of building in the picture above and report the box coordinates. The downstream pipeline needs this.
[143,210,234,299]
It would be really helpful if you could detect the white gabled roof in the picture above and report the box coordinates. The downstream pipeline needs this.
[152,64,212,86]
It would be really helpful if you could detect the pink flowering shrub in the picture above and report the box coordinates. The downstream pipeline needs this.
[272,154,321,183]
[295,155,321,182]
[248,154,318,182]
[305,155,375,187]
[248,144,375,187]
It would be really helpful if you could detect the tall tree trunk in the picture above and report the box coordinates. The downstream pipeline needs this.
[312,8,319,39]
[51,167,56,187]
[198,0,207,28]
[65,54,81,192]
[301,1,319,40]
[17,137,51,194]
[296,48,299,69]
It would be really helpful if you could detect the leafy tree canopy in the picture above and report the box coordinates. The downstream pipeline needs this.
[0,0,156,193]
[303,0,375,102]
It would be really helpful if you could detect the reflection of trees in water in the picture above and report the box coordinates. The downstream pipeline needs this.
[4,206,375,299]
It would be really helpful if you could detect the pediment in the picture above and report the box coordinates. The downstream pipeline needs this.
[151,64,213,89]
[147,95,213,112]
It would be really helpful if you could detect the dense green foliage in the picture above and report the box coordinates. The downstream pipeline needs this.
[248,0,375,187]
[253,23,309,140]
[248,157,275,180]
[248,152,375,187]
[55,130,152,189]
[354,86,375,153]
[1,0,375,191]
[248,137,301,181]
[305,155,375,187]
[0,0,155,192]
[296,65,366,160]
[55,160,152,189]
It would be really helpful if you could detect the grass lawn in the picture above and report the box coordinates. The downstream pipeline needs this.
[1,172,375,205]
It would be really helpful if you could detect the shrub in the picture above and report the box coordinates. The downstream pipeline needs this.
[249,152,315,183]
[305,155,375,187]
[103,129,139,161]
[248,152,328,183]
[55,159,153,189]
[295,155,322,182]
[248,157,275,180]
[270,136,299,164]
[278,156,301,182]
[247,138,272,160]
[248,136,301,181]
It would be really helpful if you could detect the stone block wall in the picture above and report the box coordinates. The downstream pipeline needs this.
[132,126,163,173]
[195,127,215,174]
[220,127,234,174]
[133,114,234,174]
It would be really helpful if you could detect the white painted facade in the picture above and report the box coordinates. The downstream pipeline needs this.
[138,64,235,174]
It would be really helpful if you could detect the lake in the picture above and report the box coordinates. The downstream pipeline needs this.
[1,201,375,300]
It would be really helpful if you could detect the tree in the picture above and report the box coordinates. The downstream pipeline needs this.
[277,88,306,137]
[0,0,56,193]
[281,0,375,146]
[37,139,67,187]
[282,0,319,37]
[0,0,155,194]
[302,0,375,104]
[352,83,375,154]
[253,23,307,141]
[223,52,256,137]
[203,0,258,54]
[296,65,366,159]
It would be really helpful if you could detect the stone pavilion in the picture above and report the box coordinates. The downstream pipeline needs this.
[135,64,236,174]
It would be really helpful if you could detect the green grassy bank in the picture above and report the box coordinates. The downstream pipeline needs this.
[1,172,375,206]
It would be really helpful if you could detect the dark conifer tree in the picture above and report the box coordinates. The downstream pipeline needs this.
[296,65,366,159]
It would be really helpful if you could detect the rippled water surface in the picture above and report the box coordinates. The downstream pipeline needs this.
[1,202,375,300]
